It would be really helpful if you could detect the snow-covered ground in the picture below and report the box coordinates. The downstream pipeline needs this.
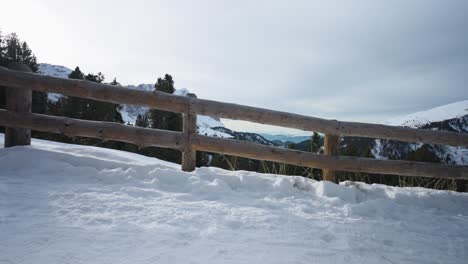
[1,135,468,264]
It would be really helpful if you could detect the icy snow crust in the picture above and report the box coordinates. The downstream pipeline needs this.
[1,138,468,263]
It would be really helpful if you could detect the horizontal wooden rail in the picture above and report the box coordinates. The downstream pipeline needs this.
[192,99,468,147]
[193,135,468,180]
[0,110,184,149]
[1,67,467,147]
[0,110,466,180]
[0,66,190,113]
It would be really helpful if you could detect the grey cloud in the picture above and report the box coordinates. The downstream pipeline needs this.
[2,0,467,132]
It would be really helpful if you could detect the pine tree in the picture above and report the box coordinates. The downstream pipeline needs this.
[135,113,150,127]
[308,132,322,179]
[150,74,182,131]
[110,77,119,86]
[68,66,85,79]
[19,42,38,72]
[0,32,44,112]
[406,144,440,163]
[85,72,105,83]
[0,30,5,110]
[155,74,175,94]
[109,77,124,123]
[59,67,87,119]
[0,30,5,65]
[4,33,21,63]
[144,74,183,163]
[1,33,37,71]
[311,132,320,153]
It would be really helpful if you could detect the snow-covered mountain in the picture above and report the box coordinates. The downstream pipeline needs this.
[385,100,468,128]
[37,63,73,78]
[37,63,73,102]
[208,127,275,146]
[260,134,312,144]
[373,101,468,165]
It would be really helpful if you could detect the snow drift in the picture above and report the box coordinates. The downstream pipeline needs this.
[1,135,467,264]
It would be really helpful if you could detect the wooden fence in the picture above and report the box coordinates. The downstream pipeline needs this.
[0,63,467,181]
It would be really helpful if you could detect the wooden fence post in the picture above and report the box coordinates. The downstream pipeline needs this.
[181,93,197,172]
[4,62,32,148]
[323,134,340,182]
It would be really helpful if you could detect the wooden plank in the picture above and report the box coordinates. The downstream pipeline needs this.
[192,135,468,180]
[0,67,467,147]
[181,93,197,172]
[0,109,466,180]
[191,98,468,147]
[0,66,189,113]
[0,110,185,149]
[323,134,340,182]
[4,63,32,147]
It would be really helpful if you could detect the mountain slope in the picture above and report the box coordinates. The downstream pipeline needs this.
[37,63,72,78]
[37,63,73,102]
[1,135,467,264]
[385,100,468,128]
[373,101,468,165]
[260,134,312,144]
[209,127,275,145]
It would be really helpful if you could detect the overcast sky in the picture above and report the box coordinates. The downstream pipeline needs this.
[1,0,467,134]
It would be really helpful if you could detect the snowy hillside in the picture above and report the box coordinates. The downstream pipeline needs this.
[37,63,229,138]
[119,84,153,125]
[37,63,73,102]
[209,127,275,145]
[1,135,468,263]
[37,63,73,78]
[261,134,312,144]
[385,100,468,128]
[373,101,468,165]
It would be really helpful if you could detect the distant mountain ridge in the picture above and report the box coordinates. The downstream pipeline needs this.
[260,134,311,144]
[210,127,275,146]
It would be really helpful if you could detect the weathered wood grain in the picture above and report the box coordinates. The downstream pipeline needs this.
[323,134,340,182]
[1,67,466,147]
[0,66,189,113]
[0,110,185,149]
[4,63,32,147]
[193,135,468,180]
[0,109,466,179]
[182,93,197,172]
[191,98,468,147]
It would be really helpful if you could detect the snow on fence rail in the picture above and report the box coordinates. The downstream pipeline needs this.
[0,63,467,181]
